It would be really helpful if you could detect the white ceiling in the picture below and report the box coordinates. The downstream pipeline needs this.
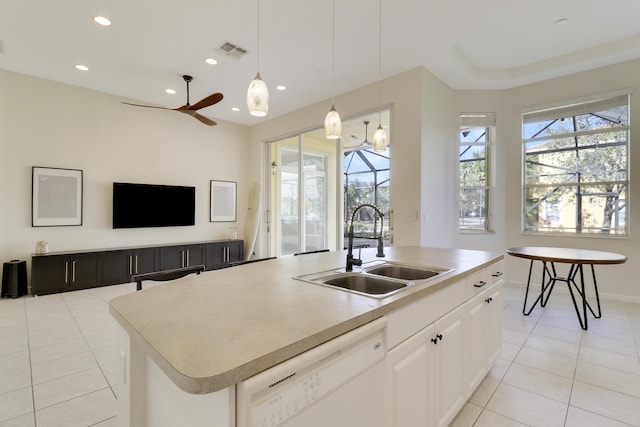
[2,0,640,127]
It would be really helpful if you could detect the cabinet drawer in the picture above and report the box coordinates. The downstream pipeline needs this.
[467,260,504,299]
[385,278,466,350]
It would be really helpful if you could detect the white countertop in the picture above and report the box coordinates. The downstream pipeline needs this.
[109,246,503,394]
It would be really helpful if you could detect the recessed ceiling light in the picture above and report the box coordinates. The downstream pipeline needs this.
[165,89,176,94]
[74,64,89,71]
[276,85,286,91]
[205,57,218,65]
[554,18,569,26]
[231,107,240,112]
[93,16,112,26]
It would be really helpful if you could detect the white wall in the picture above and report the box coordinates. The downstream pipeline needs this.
[0,70,251,278]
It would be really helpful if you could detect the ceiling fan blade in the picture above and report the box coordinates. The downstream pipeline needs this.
[188,112,217,126]
[185,93,224,111]
[121,101,171,110]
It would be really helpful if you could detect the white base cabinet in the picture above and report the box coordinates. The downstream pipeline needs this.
[386,261,503,427]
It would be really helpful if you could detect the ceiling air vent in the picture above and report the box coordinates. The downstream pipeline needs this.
[218,41,248,58]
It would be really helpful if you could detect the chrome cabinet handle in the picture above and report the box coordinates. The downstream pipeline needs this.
[65,261,69,283]
[129,255,133,275]
[135,255,139,274]
[72,261,76,282]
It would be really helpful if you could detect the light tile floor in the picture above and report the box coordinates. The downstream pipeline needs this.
[1,282,640,426]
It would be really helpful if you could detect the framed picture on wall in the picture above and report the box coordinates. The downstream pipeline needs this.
[32,167,83,227]
[210,180,237,222]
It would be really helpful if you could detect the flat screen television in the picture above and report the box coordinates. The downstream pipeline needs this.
[112,182,195,229]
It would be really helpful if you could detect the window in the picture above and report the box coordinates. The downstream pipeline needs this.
[459,113,494,231]
[522,93,629,235]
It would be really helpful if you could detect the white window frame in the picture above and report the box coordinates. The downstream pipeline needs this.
[521,91,630,237]
[458,113,495,232]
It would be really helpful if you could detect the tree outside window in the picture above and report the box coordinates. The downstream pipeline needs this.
[522,94,629,235]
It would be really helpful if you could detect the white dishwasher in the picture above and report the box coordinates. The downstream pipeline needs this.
[236,317,387,427]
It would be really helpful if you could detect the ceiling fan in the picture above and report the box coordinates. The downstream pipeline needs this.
[345,120,373,151]
[121,75,223,126]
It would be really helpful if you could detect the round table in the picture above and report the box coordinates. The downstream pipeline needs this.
[506,247,627,330]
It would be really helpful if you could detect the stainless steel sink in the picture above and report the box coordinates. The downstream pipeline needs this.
[320,273,407,295]
[363,265,439,281]
[294,261,453,298]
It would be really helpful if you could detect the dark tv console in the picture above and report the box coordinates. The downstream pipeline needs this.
[31,239,243,296]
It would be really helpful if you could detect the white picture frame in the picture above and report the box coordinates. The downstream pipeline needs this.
[32,166,83,227]
[210,180,237,222]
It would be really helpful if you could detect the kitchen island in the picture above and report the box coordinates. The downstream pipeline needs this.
[109,246,504,426]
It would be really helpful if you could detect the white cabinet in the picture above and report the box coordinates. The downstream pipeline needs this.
[387,324,434,427]
[385,260,503,427]
[386,304,467,427]
[433,305,467,427]
[465,282,502,395]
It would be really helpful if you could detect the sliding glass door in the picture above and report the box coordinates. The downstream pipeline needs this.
[269,131,339,256]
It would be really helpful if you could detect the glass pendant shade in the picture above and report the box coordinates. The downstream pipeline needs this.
[247,72,269,117]
[324,105,342,139]
[373,124,387,152]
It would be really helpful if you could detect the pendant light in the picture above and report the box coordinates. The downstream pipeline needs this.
[324,0,341,139]
[247,0,269,117]
[372,0,387,152]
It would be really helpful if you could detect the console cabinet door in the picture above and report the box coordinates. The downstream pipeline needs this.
[227,241,244,264]
[32,253,102,295]
[70,253,103,289]
[103,248,159,285]
[32,255,70,295]
[161,245,205,270]
[133,248,160,275]
[205,241,243,270]
[386,324,434,427]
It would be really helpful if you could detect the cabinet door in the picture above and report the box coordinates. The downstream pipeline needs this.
[183,244,205,267]
[433,304,466,427]
[485,284,502,366]
[160,246,185,270]
[386,323,434,427]
[32,255,69,295]
[132,248,159,275]
[103,250,132,285]
[69,252,102,289]
[466,291,489,394]
[205,243,228,270]
[227,241,244,263]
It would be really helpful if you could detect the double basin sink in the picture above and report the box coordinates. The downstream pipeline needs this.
[294,261,453,298]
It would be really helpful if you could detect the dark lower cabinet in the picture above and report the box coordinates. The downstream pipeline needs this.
[102,248,159,285]
[31,240,242,295]
[32,252,103,296]
[160,244,205,270]
[206,241,244,270]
